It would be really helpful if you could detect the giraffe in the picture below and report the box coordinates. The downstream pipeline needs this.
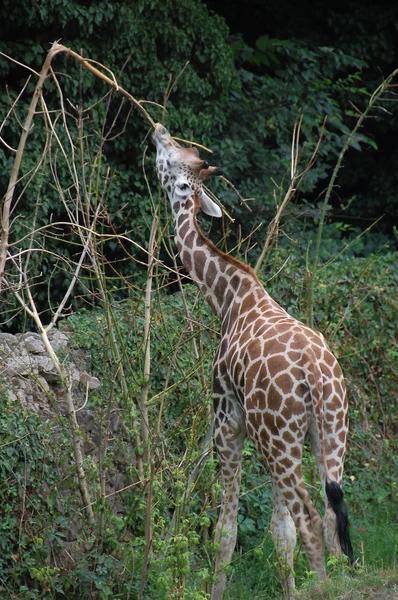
[151,123,353,599]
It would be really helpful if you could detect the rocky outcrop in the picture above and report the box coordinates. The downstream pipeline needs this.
[0,330,100,415]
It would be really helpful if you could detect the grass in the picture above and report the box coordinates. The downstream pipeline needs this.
[220,499,398,600]
[294,569,398,600]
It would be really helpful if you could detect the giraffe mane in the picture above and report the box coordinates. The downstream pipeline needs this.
[192,191,262,286]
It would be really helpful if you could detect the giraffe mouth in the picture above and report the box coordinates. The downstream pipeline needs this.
[151,123,179,148]
[200,166,224,179]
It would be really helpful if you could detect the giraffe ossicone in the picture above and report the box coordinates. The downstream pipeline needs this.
[152,123,354,600]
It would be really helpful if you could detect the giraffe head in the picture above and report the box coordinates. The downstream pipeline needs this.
[152,123,223,217]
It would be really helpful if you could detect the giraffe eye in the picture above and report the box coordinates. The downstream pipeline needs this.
[175,181,192,196]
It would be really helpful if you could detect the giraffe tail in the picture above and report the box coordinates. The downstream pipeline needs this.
[325,480,354,564]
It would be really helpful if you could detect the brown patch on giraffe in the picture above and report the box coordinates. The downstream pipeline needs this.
[237,278,252,297]
[178,212,188,226]
[245,360,262,391]
[267,386,283,411]
[245,309,260,326]
[307,372,315,386]
[247,422,256,440]
[324,411,335,424]
[284,490,295,501]
[247,340,262,361]
[251,389,266,411]
[179,220,190,239]
[225,265,237,278]
[182,250,192,271]
[275,373,294,394]
[259,426,270,448]
[290,366,305,382]
[234,361,242,380]
[248,410,262,429]
[287,350,302,362]
[290,334,308,350]
[293,399,305,416]
[276,415,287,431]
[271,437,287,453]
[280,399,294,421]
[230,274,240,291]
[268,354,290,374]
[224,289,235,310]
[307,332,324,348]
[333,363,343,378]
[327,396,342,411]
[277,331,293,344]
[334,380,344,397]
[184,230,195,249]
[195,250,207,280]
[219,360,228,379]
[292,502,301,515]
[275,462,286,476]
[321,364,333,379]
[240,294,256,314]
[215,275,228,301]
[323,351,335,367]
[290,445,301,459]
[280,457,294,470]
[282,430,296,444]
[264,339,287,356]
[184,198,193,210]
[263,412,278,435]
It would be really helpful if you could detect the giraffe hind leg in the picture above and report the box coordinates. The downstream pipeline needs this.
[271,481,297,599]
[308,411,354,562]
[270,457,327,582]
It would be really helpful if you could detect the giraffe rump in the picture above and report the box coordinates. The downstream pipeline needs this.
[325,480,354,563]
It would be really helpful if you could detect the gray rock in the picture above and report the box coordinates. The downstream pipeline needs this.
[23,334,46,354]
[49,331,69,352]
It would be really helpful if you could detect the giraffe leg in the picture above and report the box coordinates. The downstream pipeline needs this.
[270,458,327,581]
[308,413,349,557]
[211,401,245,600]
[271,481,297,598]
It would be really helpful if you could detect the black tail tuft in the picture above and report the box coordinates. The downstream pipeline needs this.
[325,480,354,564]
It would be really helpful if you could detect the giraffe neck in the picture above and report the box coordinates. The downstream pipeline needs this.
[170,191,279,325]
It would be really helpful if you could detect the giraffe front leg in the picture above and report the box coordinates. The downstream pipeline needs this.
[211,399,245,600]
[271,481,297,599]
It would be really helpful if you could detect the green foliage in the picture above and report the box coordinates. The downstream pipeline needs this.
[211,38,375,240]
[0,0,238,327]
[0,382,71,597]
[2,1,397,328]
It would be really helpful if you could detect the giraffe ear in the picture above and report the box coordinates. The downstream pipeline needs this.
[199,190,222,218]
